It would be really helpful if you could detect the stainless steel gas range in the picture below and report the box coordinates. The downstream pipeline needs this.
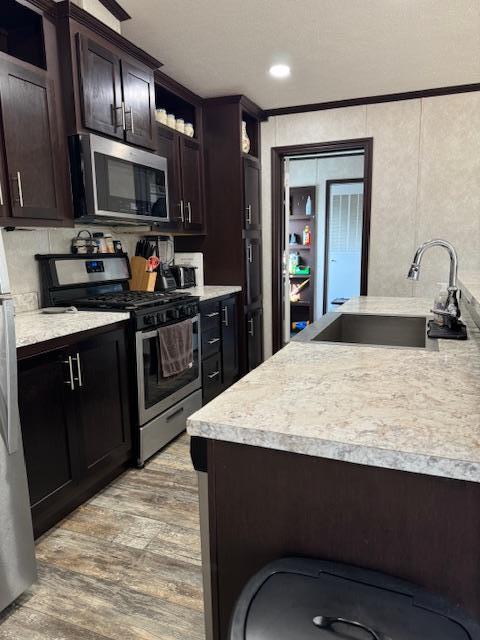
[37,253,202,466]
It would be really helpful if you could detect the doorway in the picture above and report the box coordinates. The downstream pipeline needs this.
[272,138,373,353]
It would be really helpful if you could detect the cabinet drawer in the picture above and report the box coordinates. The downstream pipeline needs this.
[202,325,222,360]
[202,353,222,404]
[201,300,221,331]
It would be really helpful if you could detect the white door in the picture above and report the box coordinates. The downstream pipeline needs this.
[324,181,364,313]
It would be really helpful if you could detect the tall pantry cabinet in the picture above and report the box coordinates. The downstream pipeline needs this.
[180,96,265,375]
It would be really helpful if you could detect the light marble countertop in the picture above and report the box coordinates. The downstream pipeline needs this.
[176,285,241,302]
[16,310,130,349]
[188,296,480,483]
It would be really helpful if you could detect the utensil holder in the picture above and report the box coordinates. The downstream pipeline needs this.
[129,256,157,291]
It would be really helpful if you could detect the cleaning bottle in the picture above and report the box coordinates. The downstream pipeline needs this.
[305,195,312,216]
[303,225,311,246]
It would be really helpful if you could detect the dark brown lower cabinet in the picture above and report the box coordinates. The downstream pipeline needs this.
[246,306,263,371]
[18,325,132,538]
[221,296,239,386]
[200,295,239,404]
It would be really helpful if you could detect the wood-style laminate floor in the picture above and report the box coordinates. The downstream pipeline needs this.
[0,434,205,640]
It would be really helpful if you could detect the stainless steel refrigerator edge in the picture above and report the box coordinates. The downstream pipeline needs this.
[0,230,37,612]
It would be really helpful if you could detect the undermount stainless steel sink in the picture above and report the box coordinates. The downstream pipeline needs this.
[310,313,438,350]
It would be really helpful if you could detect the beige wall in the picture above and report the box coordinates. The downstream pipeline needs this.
[261,92,480,358]
[53,0,122,33]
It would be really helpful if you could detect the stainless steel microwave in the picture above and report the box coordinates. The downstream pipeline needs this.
[69,133,169,225]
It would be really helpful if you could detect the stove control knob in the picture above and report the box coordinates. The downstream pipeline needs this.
[144,314,155,326]
[168,309,179,320]
[158,312,167,324]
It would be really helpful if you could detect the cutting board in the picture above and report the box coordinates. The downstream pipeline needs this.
[129,256,157,292]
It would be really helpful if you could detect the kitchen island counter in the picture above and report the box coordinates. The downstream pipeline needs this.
[188,296,480,483]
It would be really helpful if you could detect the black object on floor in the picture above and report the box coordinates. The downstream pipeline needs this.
[428,319,468,340]
[229,558,480,639]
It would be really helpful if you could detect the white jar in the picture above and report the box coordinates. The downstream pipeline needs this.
[184,122,194,138]
[155,108,167,124]
[176,118,185,134]
[241,120,251,154]
[167,113,176,129]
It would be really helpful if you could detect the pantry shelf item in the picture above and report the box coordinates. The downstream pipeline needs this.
[184,122,194,137]
[167,113,176,129]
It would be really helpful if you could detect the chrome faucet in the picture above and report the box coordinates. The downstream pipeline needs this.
[407,239,461,323]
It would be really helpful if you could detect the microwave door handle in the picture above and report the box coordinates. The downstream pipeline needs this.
[0,298,19,454]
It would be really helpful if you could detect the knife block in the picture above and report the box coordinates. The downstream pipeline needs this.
[129,256,157,292]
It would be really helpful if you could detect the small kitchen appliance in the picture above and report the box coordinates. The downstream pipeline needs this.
[69,133,170,226]
[170,265,196,289]
[36,253,202,466]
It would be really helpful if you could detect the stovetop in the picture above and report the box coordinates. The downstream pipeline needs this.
[72,290,192,311]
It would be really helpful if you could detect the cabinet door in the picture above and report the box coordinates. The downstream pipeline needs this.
[74,328,131,477]
[180,137,205,232]
[121,60,155,149]
[202,352,223,404]
[0,60,64,221]
[243,156,261,231]
[18,350,81,537]
[245,236,262,307]
[77,34,123,139]
[246,307,263,372]
[0,133,8,220]
[157,126,183,230]
[221,296,239,386]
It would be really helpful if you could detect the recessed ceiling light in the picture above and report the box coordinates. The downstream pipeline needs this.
[269,64,291,79]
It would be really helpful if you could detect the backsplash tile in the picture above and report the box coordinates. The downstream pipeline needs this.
[1,226,144,313]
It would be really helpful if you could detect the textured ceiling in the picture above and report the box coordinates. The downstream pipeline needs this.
[121,0,480,109]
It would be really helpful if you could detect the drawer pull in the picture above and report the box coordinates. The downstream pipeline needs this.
[207,337,220,345]
[166,407,184,422]
[248,318,254,336]
[245,204,252,225]
[208,370,220,380]
[222,306,229,327]
[205,312,219,318]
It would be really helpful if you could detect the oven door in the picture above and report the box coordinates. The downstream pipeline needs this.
[136,316,201,425]
[74,134,170,224]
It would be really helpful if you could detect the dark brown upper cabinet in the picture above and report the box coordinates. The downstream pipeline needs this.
[243,156,261,231]
[157,125,205,234]
[0,58,66,222]
[77,35,123,139]
[121,60,155,148]
[76,34,155,149]
[180,137,204,232]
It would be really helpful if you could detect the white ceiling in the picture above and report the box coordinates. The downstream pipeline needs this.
[121,0,480,110]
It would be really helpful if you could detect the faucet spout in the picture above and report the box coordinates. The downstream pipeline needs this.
[407,239,458,288]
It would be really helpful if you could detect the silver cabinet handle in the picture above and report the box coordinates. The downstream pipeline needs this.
[206,311,219,318]
[247,244,253,263]
[177,200,185,223]
[72,352,83,388]
[208,370,220,380]
[0,179,3,206]
[112,103,125,130]
[125,106,135,134]
[186,201,192,223]
[63,356,75,390]
[12,172,24,207]
[222,306,229,327]
[246,204,252,225]
[248,318,254,336]
[207,337,220,345]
